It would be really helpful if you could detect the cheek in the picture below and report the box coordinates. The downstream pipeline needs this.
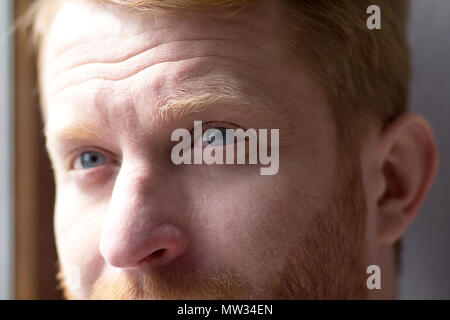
[186,167,318,284]
[54,188,107,298]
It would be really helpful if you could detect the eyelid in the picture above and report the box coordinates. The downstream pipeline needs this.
[190,120,244,134]
[67,146,118,170]
[189,121,244,148]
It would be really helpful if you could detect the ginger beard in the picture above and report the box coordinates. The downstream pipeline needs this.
[57,150,368,300]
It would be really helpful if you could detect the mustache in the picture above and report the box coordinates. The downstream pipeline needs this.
[89,265,251,300]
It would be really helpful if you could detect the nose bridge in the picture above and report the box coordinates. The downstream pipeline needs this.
[109,162,153,229]
[100,162,153,257]
[99,160,187,269]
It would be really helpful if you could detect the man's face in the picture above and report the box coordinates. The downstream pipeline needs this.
[43,0,369,299]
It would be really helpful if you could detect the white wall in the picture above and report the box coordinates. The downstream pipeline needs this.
[0,0,14,300]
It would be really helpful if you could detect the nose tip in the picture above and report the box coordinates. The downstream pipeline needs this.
[137,231,188,268]
[100,224,187,269]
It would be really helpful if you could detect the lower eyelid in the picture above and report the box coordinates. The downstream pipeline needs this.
[69,163,117,187]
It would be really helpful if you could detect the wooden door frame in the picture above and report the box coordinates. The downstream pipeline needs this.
[14,0,61,300]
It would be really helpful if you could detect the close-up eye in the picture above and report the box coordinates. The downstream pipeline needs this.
[73,151,107,170]
[204,127,236,147]
[195,121,244,148]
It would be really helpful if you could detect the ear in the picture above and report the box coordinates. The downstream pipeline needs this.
[375,113,439,245]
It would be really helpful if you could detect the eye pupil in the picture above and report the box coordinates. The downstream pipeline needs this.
[208,135,216,144]
[206,127,230,146]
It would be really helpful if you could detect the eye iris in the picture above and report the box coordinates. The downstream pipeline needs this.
[207,134,216,144]
[207,127,230,146]
[80,152,105,169]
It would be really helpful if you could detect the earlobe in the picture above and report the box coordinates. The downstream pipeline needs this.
[375,113,439,245]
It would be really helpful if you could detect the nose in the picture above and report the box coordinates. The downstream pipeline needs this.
[100,223,187,269]
[99,166,188,269]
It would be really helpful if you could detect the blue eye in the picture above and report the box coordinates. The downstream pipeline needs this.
[78,151,106,169]
[204,127,235,146]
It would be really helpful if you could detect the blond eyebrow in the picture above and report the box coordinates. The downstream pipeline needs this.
[47,123,97,140]
[44,118,108,145]
[154,91,288,126]
[46,91,290,143]
[152,76,288,124]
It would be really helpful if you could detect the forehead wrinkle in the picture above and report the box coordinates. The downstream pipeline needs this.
[45,2,292,95]
[49,52,267,98]
[47,3,282,73]
[51,37,247,78]
[47,0,282,62]
[47,13,279,76]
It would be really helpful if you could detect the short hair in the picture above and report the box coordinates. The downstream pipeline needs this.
[30,0,408,266]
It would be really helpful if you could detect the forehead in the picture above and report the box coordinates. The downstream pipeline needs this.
[41,0,294,101]
[40,0,331,147]
[41,0,302,115]
[42,0,291,67]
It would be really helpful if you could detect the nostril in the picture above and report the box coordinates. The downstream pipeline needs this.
[139,248,168,265]
[151,248,166,258]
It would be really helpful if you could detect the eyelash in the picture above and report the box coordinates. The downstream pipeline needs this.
[190,120,242,145]
[192,120,240,132]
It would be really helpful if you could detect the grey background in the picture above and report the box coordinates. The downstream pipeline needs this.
[0,0,14,300]
[399,0,450,299]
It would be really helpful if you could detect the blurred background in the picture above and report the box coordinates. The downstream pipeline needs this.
[399,0,450,299]
[0,0,449,299]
